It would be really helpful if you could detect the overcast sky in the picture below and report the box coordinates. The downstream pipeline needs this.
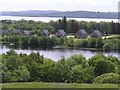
[0,0,119,12]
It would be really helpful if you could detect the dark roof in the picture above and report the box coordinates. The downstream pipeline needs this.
[42,29,49,35]
[12,30,21,34]
[57,30,66,36]
[78,29,87,35]
[92,30,102,37]
[23,30,30,35]
[0,30,9,34]
[75,29,88,38]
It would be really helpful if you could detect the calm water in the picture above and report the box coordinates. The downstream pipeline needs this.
[0,16,118,22]
[0,46,119,61]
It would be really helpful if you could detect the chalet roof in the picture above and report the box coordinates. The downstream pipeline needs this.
[23,30,30,35]
[58,30,66,36]
[12,30,21,34]
[0,30,9,34]
[42,29,49,35]
[92,30,102,37]
[78,29,87,35]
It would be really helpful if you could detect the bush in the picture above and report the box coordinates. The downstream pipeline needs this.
[70,65,85,83]
[103,43,111,51]
[93,73,120,84]
[94,60,114,76]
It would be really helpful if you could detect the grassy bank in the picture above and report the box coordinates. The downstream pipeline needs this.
[1,82,119,88]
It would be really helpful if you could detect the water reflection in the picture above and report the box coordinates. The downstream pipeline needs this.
[0,46,119,61]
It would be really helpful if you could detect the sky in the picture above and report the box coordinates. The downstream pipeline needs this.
[0,0,119,12]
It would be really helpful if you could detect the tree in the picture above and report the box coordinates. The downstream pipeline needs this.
[40,58,55,82]
[58,19,62,29]
[83,67,94,83]
[81,40,88,48]
[2,70,11,83]
[99,21,107,35]
[6,50,17,55]
[111,21,118,34]
[88,53,106,67]
[94,60,114,76]
[66,54,87,69]
[87,38,96,48]
[67,20,79,33]
[2,50,120,83]
[62,16,67,32]
[52,58,70,82]
[103,43,111,51]
[21,36,29,47]
[19,66,30,82]
[70,65,85,83]
[96,38,103,49]
[79,21,86,28]
[59,37,65,46]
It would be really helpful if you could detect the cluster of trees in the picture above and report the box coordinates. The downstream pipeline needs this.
[1,18,119,35]
[73,36,120,50]
[1,19,53,31]
[2,35,58,49]
[50,18,119,35]
[2,35,120,50]
[1,50,120,83]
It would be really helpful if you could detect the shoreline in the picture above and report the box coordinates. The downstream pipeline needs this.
[1,45,119,53]
[0,15,119,19]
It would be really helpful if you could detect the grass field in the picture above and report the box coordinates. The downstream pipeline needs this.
[1,82,119,89]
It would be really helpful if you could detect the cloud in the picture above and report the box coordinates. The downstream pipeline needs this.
[0,0,119,12]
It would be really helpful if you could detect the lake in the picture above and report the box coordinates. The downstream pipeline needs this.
[1,46,119,61]
[0,16,118,22]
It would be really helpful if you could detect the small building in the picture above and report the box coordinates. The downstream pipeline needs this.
[41,29,50,36]
[75,29,88,38]
[0,30,9,35]
[22,30,30,36]
[56,30,66,37]
[11,30,21,35]
[91,30,102,38]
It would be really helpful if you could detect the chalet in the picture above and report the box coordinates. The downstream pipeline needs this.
[11,30,21,35]
[22,30,30,36]
[91,30,102,38]
[41,29,50,36]
[56,30,66,37]
[75,29,88,38]
[0,30,9,35]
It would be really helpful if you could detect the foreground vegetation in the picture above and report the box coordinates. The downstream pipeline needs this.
[1,50,120,84]
[2,82,119,88]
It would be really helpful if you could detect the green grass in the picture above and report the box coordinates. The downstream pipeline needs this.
[1,82,119,88]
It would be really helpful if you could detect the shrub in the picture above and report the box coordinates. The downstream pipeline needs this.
[103,43,111,51]
[93,73,120,84]
[94,60,114,76]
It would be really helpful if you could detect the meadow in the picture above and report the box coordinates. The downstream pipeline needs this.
[1,82,119,89]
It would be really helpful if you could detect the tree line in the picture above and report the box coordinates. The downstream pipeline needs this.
[2,35,120,50]
[1,17,119,35]
[1,50,120,83]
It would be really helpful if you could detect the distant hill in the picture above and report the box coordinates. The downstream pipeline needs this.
[0,10,119,19]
